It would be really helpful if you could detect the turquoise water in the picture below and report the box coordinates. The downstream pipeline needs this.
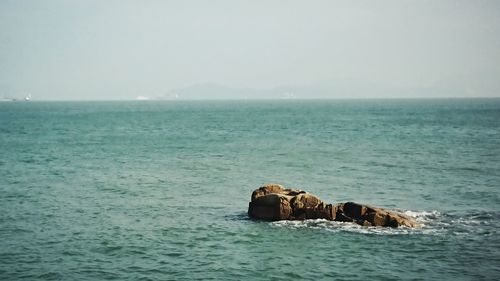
[1,99,499,280]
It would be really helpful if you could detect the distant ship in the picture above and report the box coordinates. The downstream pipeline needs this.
[24,93,32,101]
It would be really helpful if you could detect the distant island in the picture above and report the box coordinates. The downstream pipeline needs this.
[140,80,473,101]
[0,93,32,102]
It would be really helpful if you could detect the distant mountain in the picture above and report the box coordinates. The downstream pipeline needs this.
[159,82,328,100]
[160,82,294,100]
[158,80,470,100]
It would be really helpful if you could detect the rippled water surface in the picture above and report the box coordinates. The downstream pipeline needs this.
[1,99,499,280]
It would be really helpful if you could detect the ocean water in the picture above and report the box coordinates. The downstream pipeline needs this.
[0,99,499,280]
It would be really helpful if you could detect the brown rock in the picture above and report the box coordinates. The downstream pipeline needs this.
[335,202,418,228]
[248,184,419,227]
[301,203,335,220]
[361,220,373,227]
[291,193,322,209]
[364,211,389,226]
[248,193,292,220]
[248,184,324,221]
[251,184,304,201]
[341,202,368,218]
[387,212,418,228]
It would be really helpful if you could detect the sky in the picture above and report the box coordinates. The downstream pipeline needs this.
[1,0,499,100]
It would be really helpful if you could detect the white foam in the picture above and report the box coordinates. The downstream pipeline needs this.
[271,219,422,235]
[270,210,445,236]
[403,210,440,219]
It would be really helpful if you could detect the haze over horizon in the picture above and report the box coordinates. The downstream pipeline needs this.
[1,0,499,100]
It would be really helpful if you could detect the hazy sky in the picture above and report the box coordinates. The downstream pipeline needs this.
[1,0,499,100]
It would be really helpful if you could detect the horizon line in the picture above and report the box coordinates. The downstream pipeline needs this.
[4,96,500,102]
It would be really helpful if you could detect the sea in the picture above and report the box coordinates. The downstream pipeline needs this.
[1,99,499,280]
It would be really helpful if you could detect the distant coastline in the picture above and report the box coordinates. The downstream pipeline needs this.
[9,96,500,102]
[7,81,498,101]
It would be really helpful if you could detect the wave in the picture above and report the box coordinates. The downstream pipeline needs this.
[270,218,435,235]
[268,209,492,236]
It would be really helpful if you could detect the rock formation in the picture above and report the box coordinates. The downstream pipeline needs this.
[248,184,418,228]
